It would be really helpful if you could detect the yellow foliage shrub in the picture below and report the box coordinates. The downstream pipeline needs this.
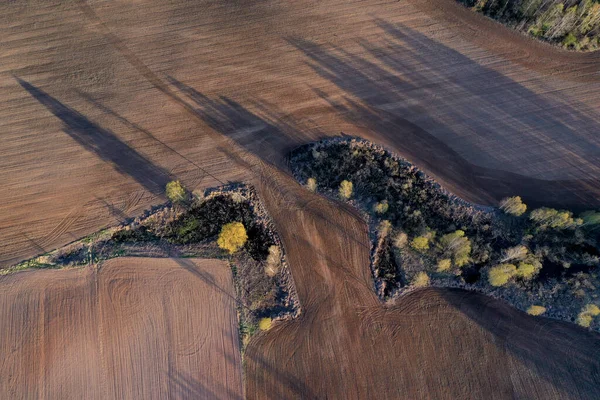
[577,304,600,328]
[516,262,537,279]
[410,236,429,252]
[412,271,430,287]
[258,317,272,331]
[217,222,248,254]
[339,180,353,199]
[373,200,389,214]
[437,258,452,272]
[527,305,546,316]
[488,264,517,287]
[165,180,186,203]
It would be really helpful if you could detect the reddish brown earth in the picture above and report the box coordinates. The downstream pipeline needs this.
[2,0,600,266]
[1,0,600,398]
[0,257,243,399]
[247,173,600,399]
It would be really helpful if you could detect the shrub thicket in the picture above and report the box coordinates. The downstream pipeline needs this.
[291,139,600,317]
[459,0,600,51]
[166,194,274,260]
[375,236,404,297]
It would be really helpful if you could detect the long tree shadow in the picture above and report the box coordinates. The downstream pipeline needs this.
[159,30,600,397]
[166,76,323,169]
[165,77,370,250]
[286,24,600,396]
[437,288,600,399]
[244,347,319,400]
[16,78,172,196]
[173,258,241,305]
[288,23,600,210]
[169,369,243,400]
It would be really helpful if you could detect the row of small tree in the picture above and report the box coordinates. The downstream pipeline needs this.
[164,180,280,333]
[293,141,600,328]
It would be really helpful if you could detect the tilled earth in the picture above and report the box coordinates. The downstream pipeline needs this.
[0,257,243,399]
[1,0,600,398]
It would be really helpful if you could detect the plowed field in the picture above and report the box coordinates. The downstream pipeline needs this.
[245,168,600,399]
[0,258,243,399]
[2,0,600,266]
[1,0,600,399]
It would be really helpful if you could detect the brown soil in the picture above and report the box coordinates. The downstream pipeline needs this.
[2,0,600,266]
[2,0,600,398]
[0,258,243,399]
[245,168,600,399]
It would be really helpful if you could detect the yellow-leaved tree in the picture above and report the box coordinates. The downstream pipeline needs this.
[339,180,353,199]
[166,180,187,203]
[217,222,248,254]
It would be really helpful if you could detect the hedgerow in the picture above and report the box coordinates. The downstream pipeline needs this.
[291,138,600,329]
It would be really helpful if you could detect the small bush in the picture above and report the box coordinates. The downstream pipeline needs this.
[412,271,430,287]
[563,32,577,48]
[258,317,272,331]
[577,304,600,328]
[530,207,582,230]
[516,262,537,280]
[166,180,187,203]
[230,192,244,203]
[501,245,528,262]
[437,258,452,272]
[499,196,527,216]
[527,305,546,316]
[217,222,248,254]
[339,180,353,199]
[265,245,281,277]
[488,263,517,287]
[410,236,429,252]
[438,230,471,267]
[378,220,392,238]
[393,232,408,249]
[307,177,317,192]
[581,210,600,227]
[373,200,389,214]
